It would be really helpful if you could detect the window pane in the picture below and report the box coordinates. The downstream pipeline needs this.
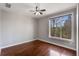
[51,19,56,36]
[55,23,60,37]
[55,18,61,37]
[62,14,72,39]
[50,14,72,39]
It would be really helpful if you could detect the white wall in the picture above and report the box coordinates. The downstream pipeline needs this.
[78,3,79,55]
[0,8,1,55]
[0,8,2,49]
[0,9,36,48]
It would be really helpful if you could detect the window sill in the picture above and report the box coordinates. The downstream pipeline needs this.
[49,35,72,42]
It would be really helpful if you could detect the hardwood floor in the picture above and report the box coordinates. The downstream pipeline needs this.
[1,40,76,56]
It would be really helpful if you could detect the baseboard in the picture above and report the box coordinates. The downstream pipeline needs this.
[1,39,37,49]
[37,39,76,51]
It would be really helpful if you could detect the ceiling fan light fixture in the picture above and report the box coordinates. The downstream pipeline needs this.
[34,12,40,15]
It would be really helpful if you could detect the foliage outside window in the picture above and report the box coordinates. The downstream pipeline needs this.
[49,14,72,41]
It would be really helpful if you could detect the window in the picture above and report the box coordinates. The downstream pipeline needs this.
[49,13,73,41]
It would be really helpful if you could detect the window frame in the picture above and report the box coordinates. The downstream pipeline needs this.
[49,12,74,41]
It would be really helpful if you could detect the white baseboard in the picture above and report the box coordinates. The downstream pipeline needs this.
[1,39,37,49]
[37,39,76,51]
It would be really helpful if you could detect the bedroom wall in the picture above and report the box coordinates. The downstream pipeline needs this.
[37,8,76,50]
[78,3,79,55]
[0,8,2,49]
[0,9,36,48]
[0,8,2,55]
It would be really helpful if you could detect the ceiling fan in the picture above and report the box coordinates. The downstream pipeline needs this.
[30,3,46,15]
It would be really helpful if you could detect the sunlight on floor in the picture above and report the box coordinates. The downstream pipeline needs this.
[49,49,60,56]
[48,48,68,56]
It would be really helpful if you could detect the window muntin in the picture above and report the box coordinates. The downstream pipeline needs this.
[49,14,72,40]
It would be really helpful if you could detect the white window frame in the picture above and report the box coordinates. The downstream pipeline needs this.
[49,12,74,41]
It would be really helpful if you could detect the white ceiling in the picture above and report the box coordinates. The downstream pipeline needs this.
[0,3,77,18]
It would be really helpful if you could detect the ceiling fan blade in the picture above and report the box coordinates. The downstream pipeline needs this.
[34,12,36,15]
[40,9,46,11]
[35,6,39,11]
[36,6,38,10]
[39,12,43,15]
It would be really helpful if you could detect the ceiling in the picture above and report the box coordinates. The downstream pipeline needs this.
[0,3,77,18]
